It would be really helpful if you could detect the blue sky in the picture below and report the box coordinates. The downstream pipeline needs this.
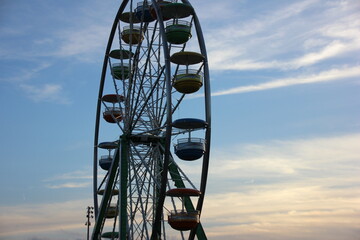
[0,0,359,239]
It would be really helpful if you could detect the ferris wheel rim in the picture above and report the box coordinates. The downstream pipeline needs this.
[93,0,130,219]
[92,1,211,239]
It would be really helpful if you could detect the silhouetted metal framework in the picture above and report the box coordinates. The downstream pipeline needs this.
[92,1,211,239]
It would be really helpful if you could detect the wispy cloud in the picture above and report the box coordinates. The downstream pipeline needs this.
[44,170,92,182]
[1,62,72,105]
[204,0,360,71]
[46,182,91,189]
[0,0,113,62]
[0,199,91,239]
[2,134,359,240]
[1,62,52,83]
[53,25,108,60]
[219,38,360,71]
[291,38,360,68]
[192,65,360,98]
[20,83,71,104]
[203,189,359,240]
[209,133,360,178]
[201,133,360,239]
[0,1,114,106]
[44,169,104,190]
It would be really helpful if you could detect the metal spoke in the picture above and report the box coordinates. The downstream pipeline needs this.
[93,1,211,239]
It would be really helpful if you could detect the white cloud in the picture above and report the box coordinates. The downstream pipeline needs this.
[193,1,240,21]
[0,199,92,239]
[2,62,52,83]
[44,168,104,190]
[2,62,72,105]
[209,133,360,178]
[44,170,93,182]
[203,0,360,71]
[44,169,105,190]
[54,24,109,61]
[203,189,359,240]
[1,134,359,239]
[200,133,360,239]
[45,2,117,61]
[292,40,360,68]
[46,182,91,189]
[0,0,114,62]
[20,83,71,104]
[192,65,360,98]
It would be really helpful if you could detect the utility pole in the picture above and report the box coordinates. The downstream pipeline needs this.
[85,206,94,240]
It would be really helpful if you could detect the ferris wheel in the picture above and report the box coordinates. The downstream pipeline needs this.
[91,0,211,239]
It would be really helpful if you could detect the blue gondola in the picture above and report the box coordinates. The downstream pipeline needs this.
[99,156,112,170]
[135,1,155,22]
[174,138,205,160]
